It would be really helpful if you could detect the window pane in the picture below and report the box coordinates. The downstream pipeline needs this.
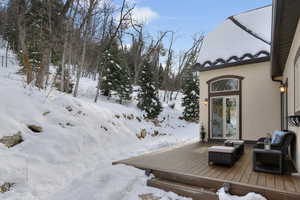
[225,97,238,138]
[211,79,239,92]
[211,98,223,138]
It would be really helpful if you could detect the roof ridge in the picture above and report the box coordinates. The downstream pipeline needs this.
[229,16,270,45]
[228,4,272,18]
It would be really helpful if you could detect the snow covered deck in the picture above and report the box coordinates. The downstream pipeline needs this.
[114,142,300,200]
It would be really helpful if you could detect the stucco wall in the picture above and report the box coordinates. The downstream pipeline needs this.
[199,61,281,141]
[282,19,300,169]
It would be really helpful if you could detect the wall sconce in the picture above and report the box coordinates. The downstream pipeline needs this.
[202,98,209,105]
[279,84,286,93]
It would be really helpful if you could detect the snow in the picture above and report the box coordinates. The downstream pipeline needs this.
[198,5,271,66]
[218,188,267,200]
[0,44,267,200]
[234,6,272,43]
[0,54,198,200]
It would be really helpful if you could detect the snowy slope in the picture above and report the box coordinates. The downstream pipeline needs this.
[0,55,198,200]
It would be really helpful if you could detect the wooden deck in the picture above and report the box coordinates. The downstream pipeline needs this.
[113,142,300,200]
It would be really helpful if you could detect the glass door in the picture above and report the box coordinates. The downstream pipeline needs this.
[211,96,239,139]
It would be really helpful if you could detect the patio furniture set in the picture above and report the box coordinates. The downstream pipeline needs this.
[208,130,296,174]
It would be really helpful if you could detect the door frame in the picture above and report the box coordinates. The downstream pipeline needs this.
[210,95,240,140]
[207,75,244,141]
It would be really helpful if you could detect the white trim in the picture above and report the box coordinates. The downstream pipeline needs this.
[295,58,300,113]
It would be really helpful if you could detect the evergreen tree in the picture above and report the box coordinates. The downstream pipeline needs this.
[117,65,132,103]
[158,63,164,89]
[101,40,132,103]
[100,50,120,97]
[182,69,199,121]
[137,59,162,119]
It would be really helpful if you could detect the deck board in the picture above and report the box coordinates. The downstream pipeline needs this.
[113,142,300,199]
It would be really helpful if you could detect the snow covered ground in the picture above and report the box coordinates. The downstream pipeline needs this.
[0,54,199,200]
[0,44,267,200]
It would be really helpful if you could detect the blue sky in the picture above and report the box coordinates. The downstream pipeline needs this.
[134,0,272,51]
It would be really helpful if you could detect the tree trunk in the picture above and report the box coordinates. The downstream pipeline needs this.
[5,41,8,68]
[36,48,50,89]
[73,34,87,97]
[61,29,68,92]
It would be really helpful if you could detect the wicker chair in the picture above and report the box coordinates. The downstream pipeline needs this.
[253,131,296,174]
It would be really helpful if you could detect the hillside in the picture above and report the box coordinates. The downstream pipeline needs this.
[0,52,198,200]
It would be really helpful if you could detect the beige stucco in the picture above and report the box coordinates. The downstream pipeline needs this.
[282,19,300,169]
[199,61,281,141]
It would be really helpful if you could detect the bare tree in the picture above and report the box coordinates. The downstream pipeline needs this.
[73,0,99,97]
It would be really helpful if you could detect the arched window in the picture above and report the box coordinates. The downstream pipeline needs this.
[210,78,239,93]
[207,75,243,95]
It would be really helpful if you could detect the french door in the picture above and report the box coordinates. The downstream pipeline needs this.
[210,95,239,139]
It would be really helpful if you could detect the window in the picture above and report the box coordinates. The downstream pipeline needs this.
[210,78,239,92]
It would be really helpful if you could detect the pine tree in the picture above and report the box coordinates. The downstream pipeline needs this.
[182,69,199,122]
[101,40,132,103]
[100,50,120,97]
[137,59,162,119]
[117,65,132,104]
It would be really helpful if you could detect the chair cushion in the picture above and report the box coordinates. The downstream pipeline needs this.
[208,146,235,153]
[271,130,286,145]
[225,140,244,145]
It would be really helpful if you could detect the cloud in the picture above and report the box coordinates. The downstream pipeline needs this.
[132,7,159,24]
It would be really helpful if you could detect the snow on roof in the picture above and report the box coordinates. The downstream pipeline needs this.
[198,5,272,68]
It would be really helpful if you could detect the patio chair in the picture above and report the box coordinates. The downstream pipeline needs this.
[253,131,296,174]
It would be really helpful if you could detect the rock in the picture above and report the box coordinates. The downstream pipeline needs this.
[66,106,73,112]
[42,111,50,116]
[139,194,161,200]
[0,183,14,193]
[140,129,147,138]
[66,122,75,127]
[151,119,161,127]
[127,114,134,120]
[168,103,175,109]
[0,132,23,148]
[27,125,43,133]
[152,130,159,137]
[136,116,142,122]
[136,133,142,140]
[115,114,121,119]
[101,125,108,131]
[59,123,65,128]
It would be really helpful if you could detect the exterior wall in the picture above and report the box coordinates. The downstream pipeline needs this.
[282,19,300,169]
[199,61,281,141]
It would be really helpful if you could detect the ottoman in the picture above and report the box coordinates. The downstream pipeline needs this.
[208,146,236,166]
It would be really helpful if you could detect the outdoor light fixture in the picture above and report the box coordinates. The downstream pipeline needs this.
[279,84,286,93]
[202,98,209,105]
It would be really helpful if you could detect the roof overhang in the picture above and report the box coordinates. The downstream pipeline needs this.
[271,0,300,79]
[194,56,270,72]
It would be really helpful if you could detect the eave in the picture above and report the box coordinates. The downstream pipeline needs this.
[271,0,300,79]
[194,53,270,72]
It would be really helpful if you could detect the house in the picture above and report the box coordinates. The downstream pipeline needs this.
[114,1,300,199]
[196,0,300,169]
[196,5,282,143]
[271,0,300,170]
